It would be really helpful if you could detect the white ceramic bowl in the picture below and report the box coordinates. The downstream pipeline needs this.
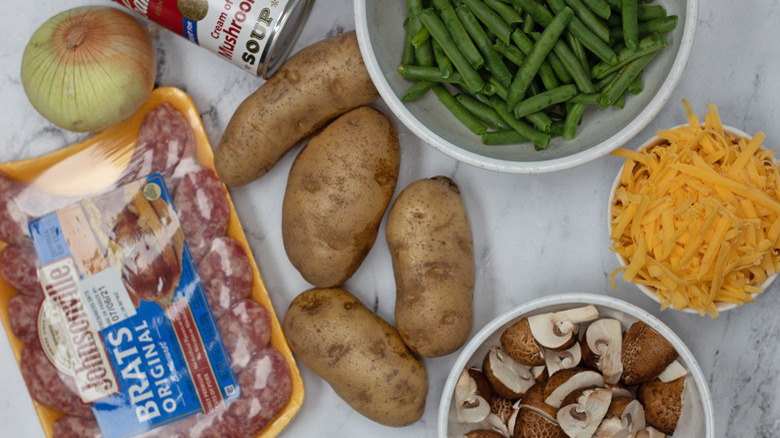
[607,125,777,314]
[355,0,698,173]
[437,294,714,438]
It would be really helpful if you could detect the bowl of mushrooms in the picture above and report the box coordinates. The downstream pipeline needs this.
[437,293,714,438]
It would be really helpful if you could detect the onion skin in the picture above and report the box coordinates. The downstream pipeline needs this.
[21,6,156,132]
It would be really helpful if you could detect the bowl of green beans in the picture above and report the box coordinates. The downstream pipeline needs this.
[354,0,697,173]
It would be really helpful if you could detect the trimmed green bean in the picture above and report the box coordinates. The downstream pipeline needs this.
[563,102,586,139]
[432,0,485,69]
[595,71,618,90]
[566,32,589,71]
[484,0,523,24]
[402,80,436,101]
[639,16,678,34]
[494,39,526,66]
[548,52,573,83]
[549,121,565,137]
[481,129,530,145]
[568,93,601,104]
[399,65,464,83]
[406,0,424,14]
[612,91,626,109]
[431,39,454,78]
[401,18,417,65]
[455,93,510,130]
[539,60,561,90]
[419,8,486,93]
[590,33,666,79]
[456,5,513,87]
[598,52,656,106]
[462,0,513,45]
[507,7,574,109]
[583,0,611,20]
[432,85,487,135]
[546,0,618,64]
[621,0,639,49]
[525,111,553,132]
[565,0,611,42]
[605,0,668,21]
[488,96,552,149]
[522,11,536,33]
[487,75,509,100]
[513,84,578,118]
[511,29,535,55]
[411,27,430,48]
[628,73,643,95]
[552,39,595,93]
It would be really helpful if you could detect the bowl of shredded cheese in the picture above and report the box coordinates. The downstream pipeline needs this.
[608,100,779,318]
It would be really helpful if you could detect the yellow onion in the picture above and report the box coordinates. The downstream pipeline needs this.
[21,6,156,132]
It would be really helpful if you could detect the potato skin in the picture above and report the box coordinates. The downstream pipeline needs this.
[215,31,379,186]
[386,176,475,357]
[281,106,400,287]
[282,288,428,427]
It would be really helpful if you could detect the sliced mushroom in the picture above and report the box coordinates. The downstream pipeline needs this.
[527,305,599,350]
[544,367,605,409]
[582,318,623,384]
[557,387,612,438]
[513,405,567,438]
[637,377,684,435]
[457,393,492,424]
[657,360,688,383]
[607,384,634,399]
[483,347,536,400]
[531,365,548,383]
[465,429,506,438]
[544,341,582,377]
[482,413,511,438]
[519,381,559,422]
[501,318,546,366]
[621,321,678,386]
[635,426,667,438]
[594,397,646,438]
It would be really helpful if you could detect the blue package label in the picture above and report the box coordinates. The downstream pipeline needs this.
[29,174,238,438]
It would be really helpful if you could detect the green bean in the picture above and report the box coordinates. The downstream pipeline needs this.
[432,85,487,135]
[639,16,678,34]
[549,121,565,137]
[481,129,530,145]
[568,93,601,104]
[494,39,526,66]
[605,0,667,20]
[506,7,574,109]
[431,39,454,78]
[566,32,589,71]
[612,91,626,109]
[598,52,656,106]
[401,18,416,65]
[539,60,561,90]
[546,0,618,64]
[406,0,424,14]
[432,0,485,69]
[488,96,552,149]
[563,102,586,139]
[525,111,553,132]
[509,0,554,26]
[511,29,535,55]
[484,0,523,24]
[548,52,573,83]
[419,8,486,93]
[628,73,643,95]
[462,0,513,45]
[621,0,639,49]
[455,93,510,130]
[487,75,509,100]
[565,0,611,42]
[513,84,578,118]
[399,65,464,83]
[456,5,513,87]
[407,14,435,66]
[522,11,536,33]
[590,33,666,79]
[583,0,611,20]
[552,39,595,93]
[595,70,618,90]
[607,12,621,28]
[411,27,430,48]
[402,80,436,101]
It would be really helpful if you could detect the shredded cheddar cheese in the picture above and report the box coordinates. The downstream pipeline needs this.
[609,100,780,318]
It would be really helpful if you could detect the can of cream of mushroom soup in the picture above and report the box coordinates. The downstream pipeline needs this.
[115,0,314,78]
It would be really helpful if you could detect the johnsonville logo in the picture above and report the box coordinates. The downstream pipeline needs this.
[38,257,120,403]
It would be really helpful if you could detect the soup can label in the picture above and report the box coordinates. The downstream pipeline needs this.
[115,0,309,77]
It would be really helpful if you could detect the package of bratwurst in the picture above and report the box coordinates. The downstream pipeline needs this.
[0,87,303,438]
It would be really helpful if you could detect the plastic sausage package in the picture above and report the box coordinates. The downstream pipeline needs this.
[0,88,303,438]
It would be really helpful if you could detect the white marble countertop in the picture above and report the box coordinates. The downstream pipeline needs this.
[1,0,779,437]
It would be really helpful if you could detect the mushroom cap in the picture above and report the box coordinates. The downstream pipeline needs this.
[543,367,605,408]
[519,382,558,420]
[637,377,684,435]
[466,429,506,438]
[513,406,567,438]
[483,347,535,400]
[621,322,678,386]
[501,318,546,367]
